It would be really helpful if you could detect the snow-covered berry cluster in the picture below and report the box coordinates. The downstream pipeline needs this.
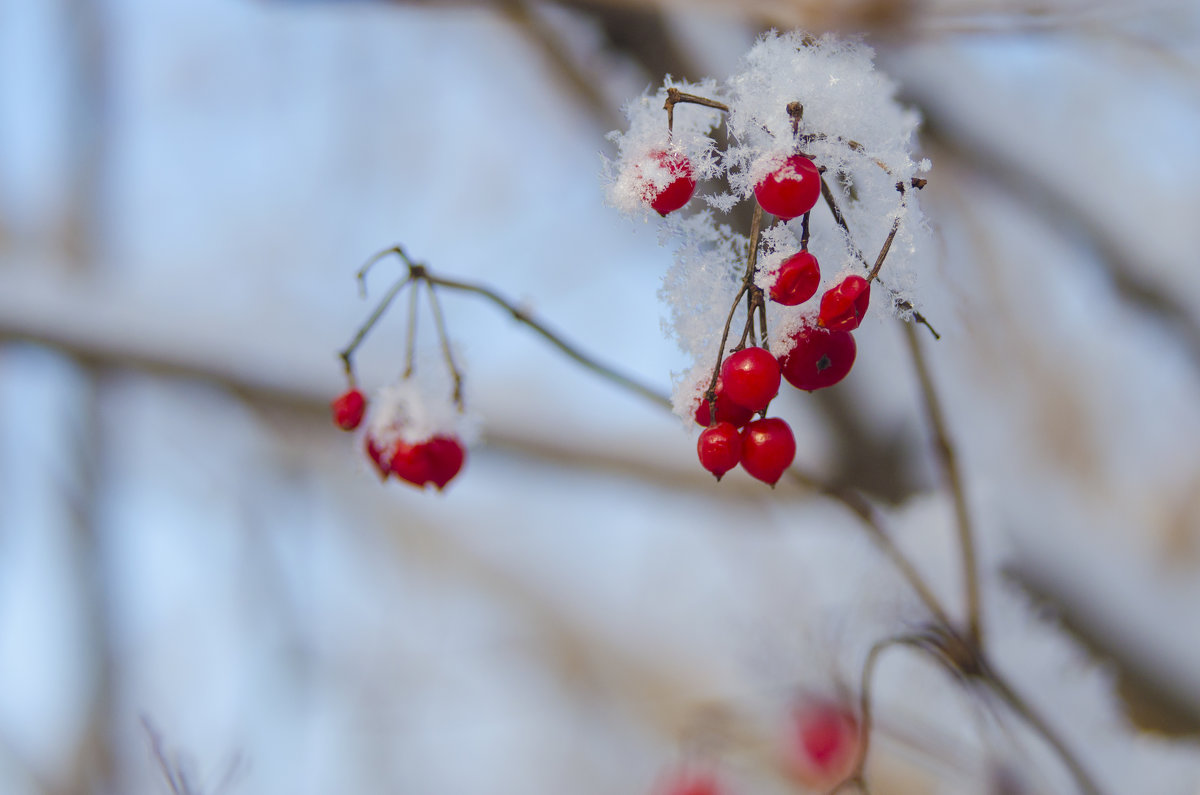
[606,30,931,485]
[332,249,475,492]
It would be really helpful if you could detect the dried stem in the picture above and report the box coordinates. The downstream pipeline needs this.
[986,668,1105,795]
[339,270,413,379]
[786,467,954,629]
[664,86,730,132]
[826,633,935,795]
[420,270,672,410]
[903,321,981,647]
[425,280,464,409]
[404,277,419,378]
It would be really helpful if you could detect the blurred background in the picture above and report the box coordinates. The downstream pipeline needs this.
[2,1,1200,793]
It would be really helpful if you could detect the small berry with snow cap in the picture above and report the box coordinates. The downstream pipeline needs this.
[639,149,697,216]
[754,155,821,220]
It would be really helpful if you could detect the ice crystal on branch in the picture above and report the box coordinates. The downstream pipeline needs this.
[604,31,931,421]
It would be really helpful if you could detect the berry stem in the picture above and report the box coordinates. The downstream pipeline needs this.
[404,275,419,378]
[425,279,464,410]
[339,269,414,381]
[663,86,729,134]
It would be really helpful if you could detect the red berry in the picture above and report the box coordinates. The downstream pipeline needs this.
[389,439,434,488]
[769,251,821,306]
[754,155,821,220]
[697,422,741,481]
[739,417,795,485]
[364,435,392,480]
[719,347,781,413]
[640,149,696,216]
[817,275,871,332]
[424,435,467,491]
[331,388,366,431]
[785,700,859,789]
[778,325,856,392]
[693,378,756,429]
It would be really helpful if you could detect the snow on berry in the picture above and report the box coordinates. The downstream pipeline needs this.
[753,154,821,220]
[603,32,930,420]
[641,150,697,216]
[605,78,724,218]
[363,377,477,489]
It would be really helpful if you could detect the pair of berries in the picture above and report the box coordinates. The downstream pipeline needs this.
[331,388,467,491]
[653,700,858,795]
[641,151,823,220]
[365,433,466,491]
[696,347,794,485]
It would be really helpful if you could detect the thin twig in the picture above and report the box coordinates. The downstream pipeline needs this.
[422,272,672,410]
[826,633,935,794]
[903,321,981,647]
[142,716,186,795]
[425,280,464,409]
[986,668,1105,795]
[403,276,419,378]
[784,467,954,630]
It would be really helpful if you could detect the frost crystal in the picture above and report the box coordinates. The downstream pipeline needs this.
[603,31,931,420]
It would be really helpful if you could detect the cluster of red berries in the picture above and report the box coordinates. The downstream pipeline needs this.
[640,148,872,485]
[331,388,467,491]
[654,699,859,795]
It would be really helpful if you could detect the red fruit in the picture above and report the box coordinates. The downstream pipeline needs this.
[389,439,434,488]
[754,155,821,220]
[697,422,741,481]
[786,700,859,789]
[818,275,871,332]
[424,435,467,491]
[364,435,392,480]
[640,149,696,216]
[388,435,467,491]
[769,251,821,307]
[719,347,781,413]
[693,378,756,429]
[778,325,856,392]
[332,388,366,431]
[739,417,795,486]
